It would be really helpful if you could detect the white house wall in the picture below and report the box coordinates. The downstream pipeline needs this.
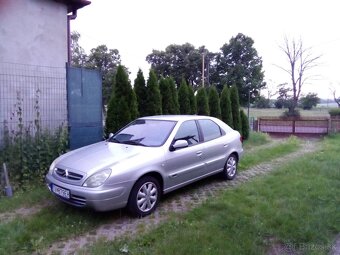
[0,0,68,67]
[0,0,68,143]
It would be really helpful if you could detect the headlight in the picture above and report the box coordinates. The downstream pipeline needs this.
[83,169,111,188]
[48,160,57,175]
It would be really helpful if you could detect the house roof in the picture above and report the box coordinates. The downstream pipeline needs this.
[54,0,91,13]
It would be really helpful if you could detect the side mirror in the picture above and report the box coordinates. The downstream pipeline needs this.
[105,133,114,141]
[170,139,189,151]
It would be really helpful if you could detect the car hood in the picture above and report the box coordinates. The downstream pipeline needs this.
[55,141,153,174]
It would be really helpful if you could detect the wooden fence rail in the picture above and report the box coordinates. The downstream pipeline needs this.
[255,117,340,135]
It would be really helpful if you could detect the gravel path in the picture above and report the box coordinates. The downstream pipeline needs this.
[43,139,326,255]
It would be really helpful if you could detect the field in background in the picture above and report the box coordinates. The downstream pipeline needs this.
[243,107,332,119]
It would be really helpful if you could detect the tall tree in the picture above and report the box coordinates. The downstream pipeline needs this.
[70,31,87,67]
[159,77,172,115]
[217,33,266,105]
[105,65,136,134]
[188,85,197,114]
[147,44,212,88]
[277,36,321,114]
[178,78,191,114]
[167,77,180,114]
[220,86,233,127]
[332,89,340,108]
[134,69,148,117]
[86,45,121,106]
[145,70,162,116]
[230,85,241,132]
[208,86,221,119]
[196,88,209,115]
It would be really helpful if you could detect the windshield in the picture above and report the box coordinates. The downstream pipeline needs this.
[111,119,177,147]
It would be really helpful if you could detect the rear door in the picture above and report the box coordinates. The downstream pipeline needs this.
[197,119,228,175]
[164,120,206,190]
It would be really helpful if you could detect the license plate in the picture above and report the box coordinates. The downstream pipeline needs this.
[52,184,70,199]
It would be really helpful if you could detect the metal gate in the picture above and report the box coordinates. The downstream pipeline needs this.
[67,66,103,150]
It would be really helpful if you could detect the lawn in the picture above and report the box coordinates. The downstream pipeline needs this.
[84,134,340,255]
[0,133,339,254]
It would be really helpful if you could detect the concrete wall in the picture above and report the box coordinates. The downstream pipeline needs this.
[0,0,68,144]
[0,0,68,67]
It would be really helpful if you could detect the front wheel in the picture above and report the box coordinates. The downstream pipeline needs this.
[127,176,161,217]
[221,154,238,180]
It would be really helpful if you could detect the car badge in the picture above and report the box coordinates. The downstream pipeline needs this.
[65,169,69,178]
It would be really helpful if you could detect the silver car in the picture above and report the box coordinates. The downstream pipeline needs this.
[46,115,243,217]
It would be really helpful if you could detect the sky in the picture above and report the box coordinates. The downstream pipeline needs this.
[72,0,340,100]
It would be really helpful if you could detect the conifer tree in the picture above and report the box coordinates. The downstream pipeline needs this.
[220,86,233,127]
[167,77,180,114]
[208,86,221,119]
[230,85,241,132]
[196,87,209,115]
[134,69,148,117]
[159,77,172,115]
[146,69,162,115]
[188,84,197,114]
[178,78,191,114]
[105,65,137,134]
[240,109,249,140]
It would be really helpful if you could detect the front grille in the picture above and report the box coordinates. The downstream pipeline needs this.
[55,168,83,181]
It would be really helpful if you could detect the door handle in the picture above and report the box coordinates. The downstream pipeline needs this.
[196,151,203,156]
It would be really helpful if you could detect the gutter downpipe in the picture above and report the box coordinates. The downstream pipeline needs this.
[67,10,77,66]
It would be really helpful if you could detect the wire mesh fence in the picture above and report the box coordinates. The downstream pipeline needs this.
[0,62,68,145]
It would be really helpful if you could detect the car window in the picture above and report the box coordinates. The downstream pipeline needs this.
[112,119,176,147]
[198,119,222,141]
[174,120,199,146]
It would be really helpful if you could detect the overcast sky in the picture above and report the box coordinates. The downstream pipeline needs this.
[72,0,340,99]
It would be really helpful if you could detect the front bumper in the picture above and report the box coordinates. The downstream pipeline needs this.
[45,174,134,212]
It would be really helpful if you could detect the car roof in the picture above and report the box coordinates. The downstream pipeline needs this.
[139,115,213,122]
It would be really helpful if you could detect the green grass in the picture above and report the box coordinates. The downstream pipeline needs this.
[0,186,50,213]
[84,135,340,255]
[239,136,300,170]
[0,203,114,254]
[242,132,271,150]
[0,135,336,254]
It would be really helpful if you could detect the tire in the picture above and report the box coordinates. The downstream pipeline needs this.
[221,154,238,180]
[127,176,161,217]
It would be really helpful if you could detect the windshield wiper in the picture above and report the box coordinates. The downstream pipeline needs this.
[122,140,146,146]
[109,137,121,143]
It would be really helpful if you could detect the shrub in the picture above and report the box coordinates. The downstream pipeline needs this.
[329,108,340,117]
[0,91,68,192]
[240,109,249,140]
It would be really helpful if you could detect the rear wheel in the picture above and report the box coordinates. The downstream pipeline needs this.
[221,154,238,180]
[127,176,160,217]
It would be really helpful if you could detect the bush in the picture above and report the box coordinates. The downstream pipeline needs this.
[329,108,340,117]
[240,109,249,140]
[0,91,68,192]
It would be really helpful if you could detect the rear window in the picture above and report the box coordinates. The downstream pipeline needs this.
[198,119,223,141]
